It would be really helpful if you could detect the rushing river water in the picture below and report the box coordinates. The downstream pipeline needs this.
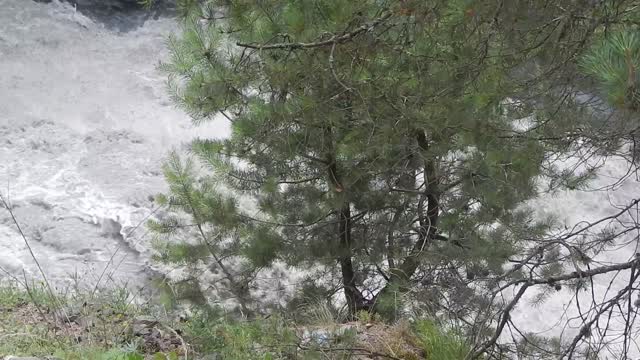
[0,0,227,290]
[1,0,640,356]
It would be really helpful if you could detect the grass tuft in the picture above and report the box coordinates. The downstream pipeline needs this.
[414,320,470,360]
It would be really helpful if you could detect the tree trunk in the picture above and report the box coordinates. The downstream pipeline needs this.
[338,202,362,317]
[398,142,439,279]
[325,125,365,318]
[374,130,439,313]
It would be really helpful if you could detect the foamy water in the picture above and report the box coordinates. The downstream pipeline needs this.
[508,154,640,357]
[0,0,227,289]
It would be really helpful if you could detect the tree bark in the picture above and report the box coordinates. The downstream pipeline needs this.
[338,202,362,316]
[374,130,439,311]
[325,126,366,318]
[398,130,439,279]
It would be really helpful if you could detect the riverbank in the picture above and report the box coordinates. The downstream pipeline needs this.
[0,283,467,359]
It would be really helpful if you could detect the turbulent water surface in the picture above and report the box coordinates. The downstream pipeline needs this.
[0,0,227,290]
[1,0,640,355]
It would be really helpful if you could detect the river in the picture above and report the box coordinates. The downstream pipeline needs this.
[0,0,227,291]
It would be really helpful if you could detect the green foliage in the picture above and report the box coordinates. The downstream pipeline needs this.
[149,151,256,310]
[181,310,302,359]
[0,282,55,308]
[153,351,180,360]
[181,305,459,359]
[414,320,470,360]
[0,284,153,360]
[153,11,638,360]
[63,349,144,360]
[154,0,600,318]
[581,31,640,109]
[0,283,464,359]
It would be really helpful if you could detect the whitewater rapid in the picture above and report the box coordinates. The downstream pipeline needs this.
[0,0,227,290]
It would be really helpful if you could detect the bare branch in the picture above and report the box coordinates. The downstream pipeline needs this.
[236,12,393,50]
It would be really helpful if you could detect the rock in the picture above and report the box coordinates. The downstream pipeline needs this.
[299,324,359,346]
[132,315,158,335]
[99,218,123,238]
[55,304,82,324]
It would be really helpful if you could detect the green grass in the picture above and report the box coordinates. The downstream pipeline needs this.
[0,282,176,360]
[180,308,302,359]
[0,282,472,359]
[0,281,56,308]
[414,320,470,360]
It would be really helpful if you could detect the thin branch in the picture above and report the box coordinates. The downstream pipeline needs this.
[329,41,352,92]
[236,12,392,50]
[470,282,531,359]
[561,266,639,359]
[501,256,640,291]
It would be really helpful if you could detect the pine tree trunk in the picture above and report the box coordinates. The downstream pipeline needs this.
[399,130,439,278]
[374,130,439,313]
[325,122,365,318]
[338,203,361,317]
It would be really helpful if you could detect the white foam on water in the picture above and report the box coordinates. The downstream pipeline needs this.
[504,154,640,357]
[0,0,228,288]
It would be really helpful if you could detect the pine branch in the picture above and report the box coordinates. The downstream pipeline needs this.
[509,256,640,289]
[471,281,531,359]
[236,11,393,50]
[237,212,334,228]
[561,266,639,359]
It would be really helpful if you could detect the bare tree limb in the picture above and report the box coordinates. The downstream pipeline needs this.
[236,12,392,50]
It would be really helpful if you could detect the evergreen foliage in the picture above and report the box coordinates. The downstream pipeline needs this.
[581,23,640,163]
[151,0,639,348]
[582,31,640,110]
[154,0,618,312]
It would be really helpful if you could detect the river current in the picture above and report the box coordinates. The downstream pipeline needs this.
[0,0,227,290]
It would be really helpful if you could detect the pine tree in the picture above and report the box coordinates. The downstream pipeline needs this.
[151,0,634,321]
[582,31,640,111]
[580,22,640,163]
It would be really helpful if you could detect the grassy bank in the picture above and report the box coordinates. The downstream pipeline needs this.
[0,283,469,359]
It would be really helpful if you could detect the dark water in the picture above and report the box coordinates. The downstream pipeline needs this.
[33,0,175,32]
